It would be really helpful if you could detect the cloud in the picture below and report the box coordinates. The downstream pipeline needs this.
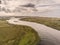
[53,0,60,4]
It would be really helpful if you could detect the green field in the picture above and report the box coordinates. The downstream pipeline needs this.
[21,17,60,30]
[0,19,40,45]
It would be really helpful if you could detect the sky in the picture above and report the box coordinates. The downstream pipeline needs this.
[54,0,60,4]
[0,0,60,17]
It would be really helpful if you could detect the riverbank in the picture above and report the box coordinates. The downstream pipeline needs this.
[0,19,40,45]
[21,17,60,30]
[7,17,60,45]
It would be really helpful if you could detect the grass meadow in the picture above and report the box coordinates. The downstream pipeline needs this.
[21,17,60,30]
[0,19,40,45]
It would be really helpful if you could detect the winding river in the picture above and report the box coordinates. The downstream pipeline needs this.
[7,18,60,45]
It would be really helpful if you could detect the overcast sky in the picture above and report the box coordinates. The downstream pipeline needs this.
[54,0,60,3]
[0,0,60,17]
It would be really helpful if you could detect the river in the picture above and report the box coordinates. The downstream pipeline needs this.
[7,18,60,45]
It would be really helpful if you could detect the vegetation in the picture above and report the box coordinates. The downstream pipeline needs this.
[21,17,60,30]
[0,19,40,45]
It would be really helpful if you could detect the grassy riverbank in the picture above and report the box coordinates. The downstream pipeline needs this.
[0,19,40,45]
[21,17,60,30]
